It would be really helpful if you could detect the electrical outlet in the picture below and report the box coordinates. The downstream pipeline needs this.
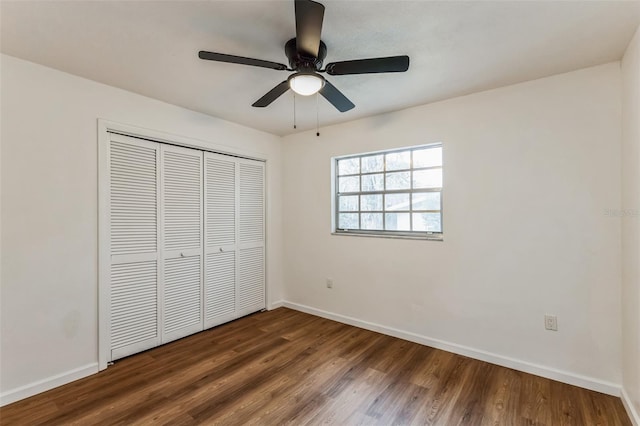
[544,314,558,331]
[326,278,333,289]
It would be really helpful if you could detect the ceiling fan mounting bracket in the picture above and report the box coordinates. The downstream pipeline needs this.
[285,38,327,71]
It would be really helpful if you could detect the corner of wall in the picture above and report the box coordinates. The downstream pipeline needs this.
[621,22,640,426]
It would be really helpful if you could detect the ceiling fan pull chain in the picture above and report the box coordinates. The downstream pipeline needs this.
[293,93,297,129]
[316,93,320,137]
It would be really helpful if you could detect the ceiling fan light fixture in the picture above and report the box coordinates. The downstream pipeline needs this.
[288,72,325,96]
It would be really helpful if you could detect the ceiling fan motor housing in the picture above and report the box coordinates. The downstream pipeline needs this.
[285,38,327,71]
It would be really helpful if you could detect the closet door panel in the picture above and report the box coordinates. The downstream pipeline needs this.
[163,149,203,253]
[204,251,236,327]
[237,160,266,316]
[204,154,237,327]
[163,255,202,341]
[161,145,204,343]
[239,162,264,245]
[205,156,236,248]
[237,246,265,315]
[109,134,161,361]
[110,260,159,360]
[110,139,158,255]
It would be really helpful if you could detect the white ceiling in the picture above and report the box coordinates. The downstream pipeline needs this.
[2,0,639,136]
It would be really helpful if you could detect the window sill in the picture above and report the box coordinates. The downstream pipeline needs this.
[331,231,443,241]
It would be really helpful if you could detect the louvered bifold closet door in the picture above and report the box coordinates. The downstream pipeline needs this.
[161,145,204,343]
[237,159,266,317]
[109,133,161,361]
[204,153,237,328]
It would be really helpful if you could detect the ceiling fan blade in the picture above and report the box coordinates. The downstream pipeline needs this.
[252,81,290,107]
[199,51,287,71]
[295,0,325,57]
[325,55,410,75]
[319,80,354,112]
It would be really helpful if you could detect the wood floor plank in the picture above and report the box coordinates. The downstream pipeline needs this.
[480,366,522,426]
[520,373,553,425]
[0,308,631,425]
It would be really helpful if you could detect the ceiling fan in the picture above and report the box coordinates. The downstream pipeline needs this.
[198,0,410,113]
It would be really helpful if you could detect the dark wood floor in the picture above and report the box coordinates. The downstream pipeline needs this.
[1,308,631,425]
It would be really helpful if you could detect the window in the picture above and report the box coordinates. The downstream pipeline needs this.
[333,144,443,239]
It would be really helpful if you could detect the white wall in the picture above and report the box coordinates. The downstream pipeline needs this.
[622,25,640,422]
[0,54,283,402]
[282,63,622,392]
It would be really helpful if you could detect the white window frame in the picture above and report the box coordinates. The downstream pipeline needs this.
[331,143,443,241]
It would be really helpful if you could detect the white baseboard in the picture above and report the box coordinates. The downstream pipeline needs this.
[0,363,99,407]
[622,387,640,426]
[282,301,621,397]
[268,300,284,310]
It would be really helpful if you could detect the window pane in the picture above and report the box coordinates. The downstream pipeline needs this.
[362,213,383,230]
[361,155,384,173]
[385,151,410,171]
[412,213,442,232]
[339,195,358,211]
[361,173,384,192]
[385,213,410,231]
[339,213,359,229]
[361,194,382,211]
[413,169,442,189]
[385,193,410,211]
[414,147,442,168]
[386,171,410,190]
[339,176,360,193]
[412,192,441,210]
[338,157,359,175]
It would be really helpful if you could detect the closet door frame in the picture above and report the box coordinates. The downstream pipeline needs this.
[98,119,268,371]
